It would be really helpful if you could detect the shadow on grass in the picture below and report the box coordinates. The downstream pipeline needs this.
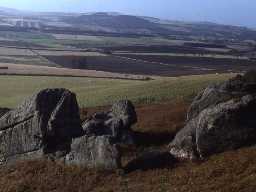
[120,131,179,174]
[123,151,177,174]
[133,130,178,147]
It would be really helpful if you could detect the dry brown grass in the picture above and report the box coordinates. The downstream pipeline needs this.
[134,100,187,133]
[0,101,256,192]
[1,146,256,192]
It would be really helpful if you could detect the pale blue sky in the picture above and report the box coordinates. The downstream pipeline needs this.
[0,0,255,28]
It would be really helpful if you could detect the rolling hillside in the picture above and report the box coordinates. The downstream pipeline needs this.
[0,6,255,40]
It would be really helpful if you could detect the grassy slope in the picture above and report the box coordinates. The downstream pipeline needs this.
[0,102,256,192]
[0,74,233,108]
[0,73,255,192]
[2,148,256,192]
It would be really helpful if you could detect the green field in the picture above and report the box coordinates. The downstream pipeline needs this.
[52,34,184,48]
[0,31,185,49]
[0,74,234,108]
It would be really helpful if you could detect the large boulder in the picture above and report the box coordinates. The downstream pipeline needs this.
[170,71,256,160]
[65,135,121,170]
[0,88,83,164]
[82,100,137,145]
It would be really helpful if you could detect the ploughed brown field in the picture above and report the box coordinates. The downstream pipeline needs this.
[1,101,256,192]
[45,54,256,77]
[0,45,254,78]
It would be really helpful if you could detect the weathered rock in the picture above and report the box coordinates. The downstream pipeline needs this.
[0,108,10,118]
[65,135,121,170]
[110,100,137,128]
[169,118,198,160]
[196,95,256,158]
[0,88,83,164]
[220,71,256,93]
[170,71,256,160]
[186,84,233,121]
[82,100,137,145]
[187,71,256,121]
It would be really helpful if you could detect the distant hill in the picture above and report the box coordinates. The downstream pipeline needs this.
[0,6,23,15]
[0,7,256,40]
[62,13,170,35]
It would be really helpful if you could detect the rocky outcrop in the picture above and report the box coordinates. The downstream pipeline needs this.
[65,135,120,170]
[0,88,83,164]
[170,71,256,160]
[66,99,137,169]
[187,72,256,121]
[0,89,127,170]
[82,100,137,145]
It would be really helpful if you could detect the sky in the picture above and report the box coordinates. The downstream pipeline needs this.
[0,0,255,28]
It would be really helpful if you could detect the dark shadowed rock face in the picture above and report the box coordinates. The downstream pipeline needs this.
[65,135,121,170]
[170,71,256,160]
[82,100,137,145]
[0,88,83,164]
